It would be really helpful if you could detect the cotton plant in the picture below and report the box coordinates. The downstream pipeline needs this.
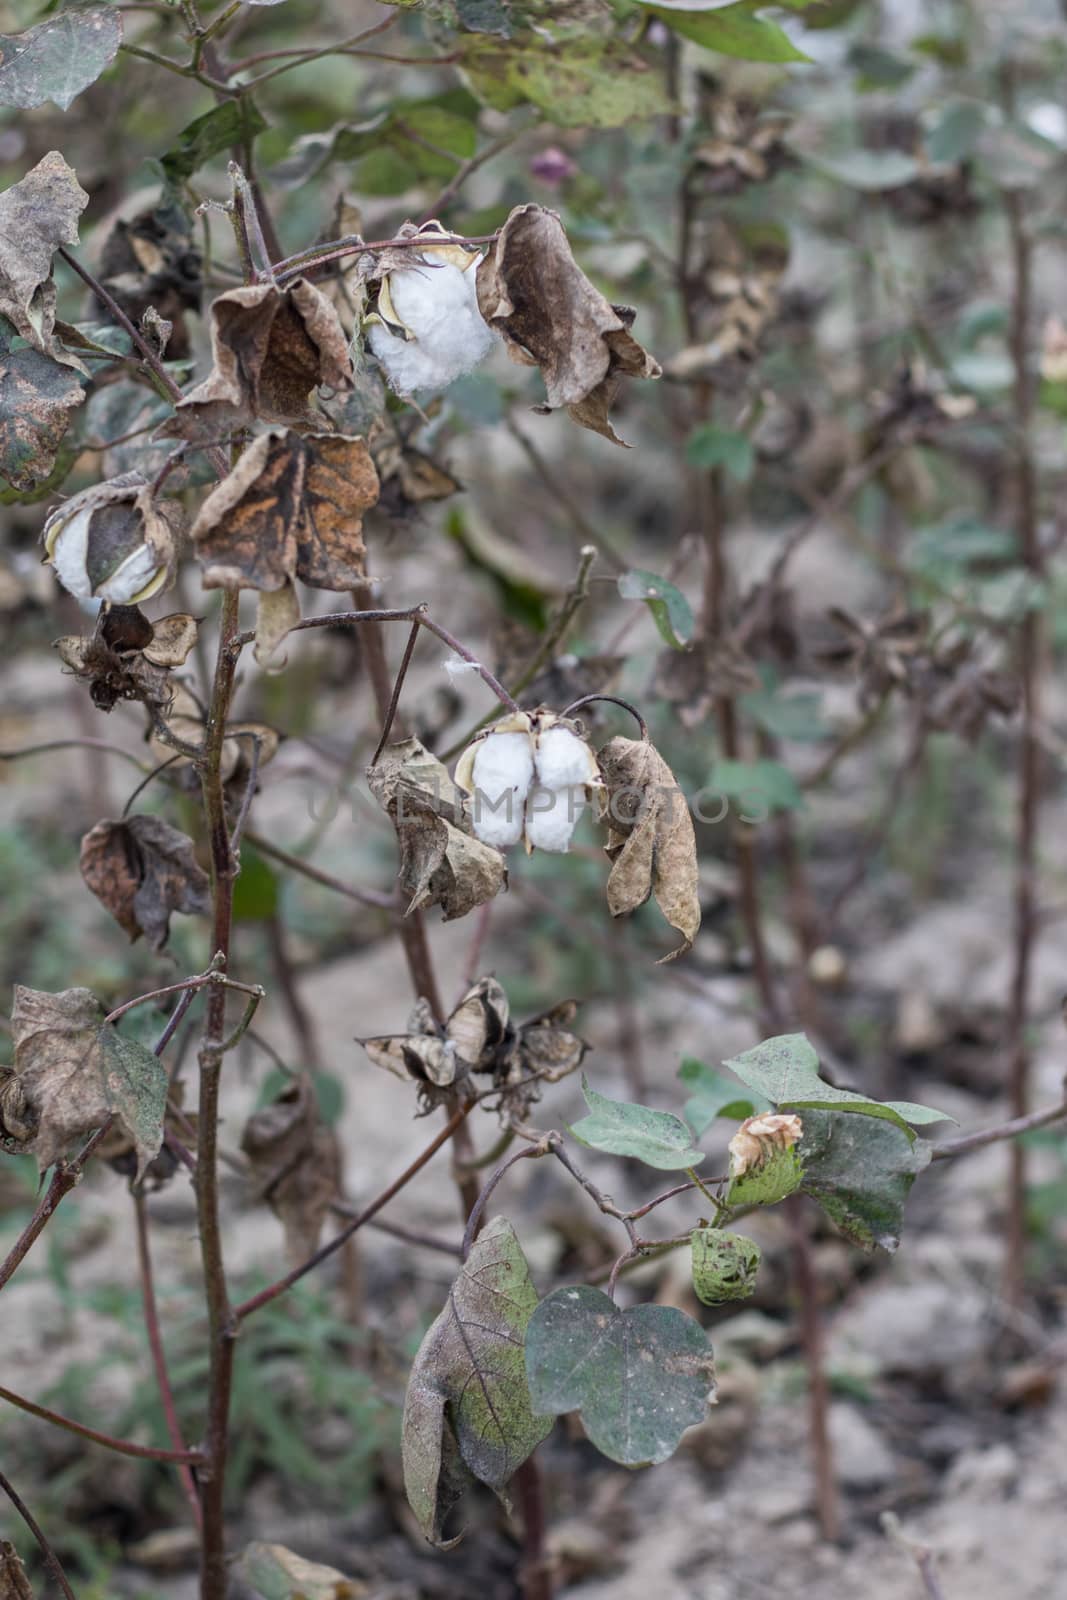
[43,474,181,606]
[454,710,602,854]
[365,221,497,397]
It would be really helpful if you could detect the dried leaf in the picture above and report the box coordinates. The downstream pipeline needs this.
[0,152,89,366]
[0,315,85,492]
[0,8,122,112]
[8,986,167,1176]
[95,199,201,362]
[403,1216,552,1545]
[142,611,199,668]
[476,204,660,445]
[159,279,353,443]
[235,1541,364,1600]
[54,602,182,713]
[98,1078,194,1188]
[597,736,700,961]
[0,1541,35,1600]
[79,814,211,951]
[242,1079,341,1265]
[191,429,378,593]
[368,738,507,922]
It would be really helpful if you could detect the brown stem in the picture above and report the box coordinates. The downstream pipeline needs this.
[195,588,242,1600]
[931,1097,1067,1160]
[0,1469,78,1600]
[0,1383,203,1464]
[787,1197,840,1542]
[243,830,396,910]
[134,1192,203,1530]
[0,1123,112,1293]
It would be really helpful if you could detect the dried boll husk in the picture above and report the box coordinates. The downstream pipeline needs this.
[43,473,180,605]
[456,709,600,854]
[365,220,496,397]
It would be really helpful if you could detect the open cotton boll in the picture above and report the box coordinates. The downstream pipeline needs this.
[469,730,534,848]
[367,255,496,396]
[97,543,169,604]
[524,784,585,853]
[46,507,94,600]
[534,725,599,790]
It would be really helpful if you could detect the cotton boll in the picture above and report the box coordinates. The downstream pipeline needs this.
[47,507,94,600]
[97,543,169,604]
[367,255,496,396]
[534,725,598,790]
[469,730,534,849]
[524,784,585,853]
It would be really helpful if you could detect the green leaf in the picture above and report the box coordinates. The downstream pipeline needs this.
[691,1228,761,1305]
[232,846,280,923]
[798,1108,932,1252]
[462,34,670,126]
[159,99,269,186]
[926,98,988,164]
[722,1033,955,1140]
[679,1058,769,1136]
[0,6,121,111]
[403,1216,551,1544]
[713,758,803,816]
[645,4,812,63]
[569,1075,705,1170]
[685,424,754,482]
[847,42,915,90]
[802,149,920,190]
[909,514,1015,577]
[739,680,829,742]
[99,1030,168,1181]
[275,90,481,191]
[0,316,85,494]
[617,569,694,649]
[526,1286,715,1465]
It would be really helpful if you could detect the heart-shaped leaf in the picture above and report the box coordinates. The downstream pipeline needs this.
[569,1075,704,1169]
[526,1286,715,1465]
[798,1109,932,1252]
[679,1058,769,1136]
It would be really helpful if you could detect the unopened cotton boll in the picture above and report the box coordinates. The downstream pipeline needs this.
[367,254,496,397]
[524,784,586,853]
[469,730,534,849]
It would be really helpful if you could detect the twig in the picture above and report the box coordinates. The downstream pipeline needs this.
[510,545,597,703]
[461,1138,554,1259]
[370,616,423,765]
[0,1123,113,1293]
[931,1097,1067,1160]
[505,417,627,572]
[418,128,521,222]
[0,738,147,771]
[881,1514,947,1600]
[134,1192,203,1530]
[559,693,648,740]
[228,13,396,72]
[243,831,396,910]
[0,1469,78,1600]
[787,1196,839,1542]
[0,1384,204,1464]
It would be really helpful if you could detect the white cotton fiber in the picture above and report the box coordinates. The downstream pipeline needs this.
[98,542,166,604]
[367,255,497,396]
[534,726,597,790]
[48,508,94,600]
[524,784,585,853]
[470,730,533,849]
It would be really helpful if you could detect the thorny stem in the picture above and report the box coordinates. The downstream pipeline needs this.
[1003,180,1042,1315]
[0,1384,204,1464]
[195,588,242,1600]
[233,1101,474,1319]
[0,1469,79,1600]
[134,1191,204,1531]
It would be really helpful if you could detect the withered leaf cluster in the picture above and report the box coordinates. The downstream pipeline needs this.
[368,738,507,922]
[241,1077,341,1264]
[362,975,585,1119]
[327,365,461,515]
[54,603,199,712]
[159,278,353,445]
[2,986,167,1177]
[79,813,211,951]
[597,736,701,961]
[95,200,202,362]
[693,96,792,195]
[665,220,786,385]
[476,203,660,446]
[190,427,379,662]
[653,635,762,731]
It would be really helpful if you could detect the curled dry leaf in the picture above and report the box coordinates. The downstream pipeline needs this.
[368,737,506,922]
[241,1078,341,1265]
[476,203,660,446]
[190,428,379,664]
[95,199,201,362]
[403,1215,552,1546]
[6,986,167,1177]
[98,1078,195,1188]
[0,314,85,492]
[79,813,212,951]
[0,151,89,368]
[159,278,353,444]
[597,736,700,961]
[54,603,197,712]
[43,472,181,605]
[0,1540,35,1600]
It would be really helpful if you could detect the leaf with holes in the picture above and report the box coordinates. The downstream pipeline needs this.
[723,1033,954,1140]
[526,1286,715,1465]
[569,1075,704,1170]
[402,1215,552,1545]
